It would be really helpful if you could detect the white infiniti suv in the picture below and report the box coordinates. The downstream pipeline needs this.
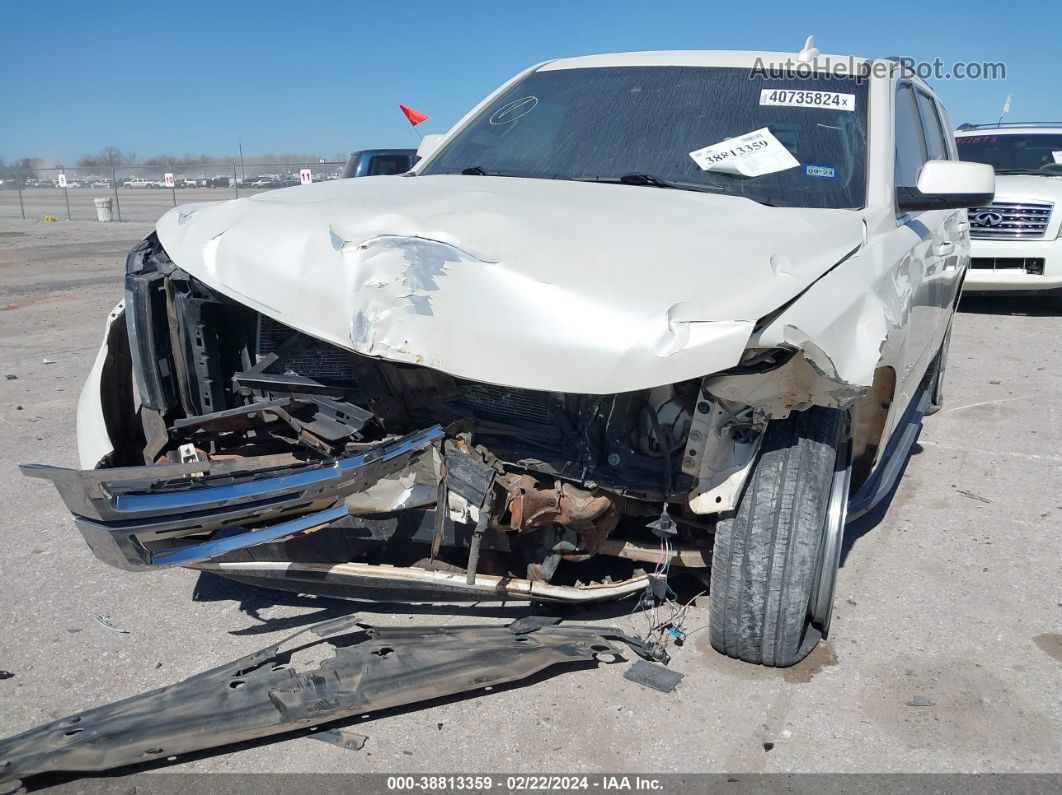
[956,123,1062,292]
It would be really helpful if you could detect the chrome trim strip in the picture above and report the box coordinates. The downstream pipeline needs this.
[21,425,443,522]
[150,506,349,568]
[969,201,1054,240]
[23,426,444,571]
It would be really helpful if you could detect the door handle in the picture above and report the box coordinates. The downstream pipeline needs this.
[932,241,955,256]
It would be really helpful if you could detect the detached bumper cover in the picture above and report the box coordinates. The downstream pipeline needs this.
[20,425,443,571]
[0,618,640,786]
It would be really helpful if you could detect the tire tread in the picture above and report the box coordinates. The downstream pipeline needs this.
[709,406,842,666]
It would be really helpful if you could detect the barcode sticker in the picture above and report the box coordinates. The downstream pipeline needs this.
[689,128,800,177]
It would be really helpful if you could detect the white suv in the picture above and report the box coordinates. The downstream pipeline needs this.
[26,49,994,667]
[956,123,1062,292]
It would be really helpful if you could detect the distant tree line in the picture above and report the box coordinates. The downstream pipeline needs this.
[1,147,352,179]
[73,146,348,169]
[0,157,44,180]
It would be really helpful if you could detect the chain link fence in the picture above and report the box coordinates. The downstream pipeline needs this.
[0,161,346,222]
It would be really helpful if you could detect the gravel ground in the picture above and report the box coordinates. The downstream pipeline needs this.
[0,217,1059,778]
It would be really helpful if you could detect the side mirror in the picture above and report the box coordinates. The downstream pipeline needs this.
[416,134,445,162]
[897,160,995,212]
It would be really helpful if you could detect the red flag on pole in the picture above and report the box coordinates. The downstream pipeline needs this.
[399,104,429,126]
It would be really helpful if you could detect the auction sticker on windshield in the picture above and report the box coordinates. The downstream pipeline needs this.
[759,89,855,111]
[689,128,800,177]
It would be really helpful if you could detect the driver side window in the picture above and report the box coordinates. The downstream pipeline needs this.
[894,83,928,190]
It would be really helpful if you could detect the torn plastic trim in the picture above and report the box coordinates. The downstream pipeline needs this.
[703,340,871,420]
[75,301,131,470]
[197,560,651,603]
[0,618,633,785]
[20,426,443,571]
[682,390,768,515]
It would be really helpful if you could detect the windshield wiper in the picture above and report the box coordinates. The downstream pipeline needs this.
[994,168,1051,175]
[458,165,535,179]
[574,173,724,193]
[618,173,683,188]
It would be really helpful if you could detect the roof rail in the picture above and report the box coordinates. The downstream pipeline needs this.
[957,121,1062,130]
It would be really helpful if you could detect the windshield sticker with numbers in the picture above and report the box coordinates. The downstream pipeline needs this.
[759,89,855,112]
[804,164,837,179]
[688,127,800,177]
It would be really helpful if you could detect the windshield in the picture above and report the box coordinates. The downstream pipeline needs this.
[956,133,1062,174]
[421,66,869,209]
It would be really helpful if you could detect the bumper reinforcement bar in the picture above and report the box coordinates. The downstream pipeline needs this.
[21,425,443,571]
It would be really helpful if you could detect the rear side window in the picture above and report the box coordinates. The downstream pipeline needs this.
[914,91,949,161]
[368,155,413,175]
[894,84,927,189]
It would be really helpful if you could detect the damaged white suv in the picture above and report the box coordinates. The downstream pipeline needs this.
[23,49,993,667]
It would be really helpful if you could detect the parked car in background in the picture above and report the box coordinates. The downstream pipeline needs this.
[25,47,993,668]
[955,122,1062,293]
[341,149,417,178]
[123,178,162,189]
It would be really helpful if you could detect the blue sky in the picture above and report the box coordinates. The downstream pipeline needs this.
[2,0,1058,164]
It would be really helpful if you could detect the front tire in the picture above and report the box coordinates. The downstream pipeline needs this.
[709,406,850,666]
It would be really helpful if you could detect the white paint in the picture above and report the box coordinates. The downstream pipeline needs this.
[536,49,873,73]
[416,134,444,160]
[915,160,993,196]
[155,175,863,394]
[76,301,125,469]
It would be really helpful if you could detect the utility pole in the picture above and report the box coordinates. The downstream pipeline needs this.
[239,140,246,182]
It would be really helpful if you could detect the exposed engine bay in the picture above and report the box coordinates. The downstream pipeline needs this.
[24,234,790,601]
[22,234,802,602]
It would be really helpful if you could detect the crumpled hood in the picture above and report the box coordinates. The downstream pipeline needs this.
[156,175,863,393]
